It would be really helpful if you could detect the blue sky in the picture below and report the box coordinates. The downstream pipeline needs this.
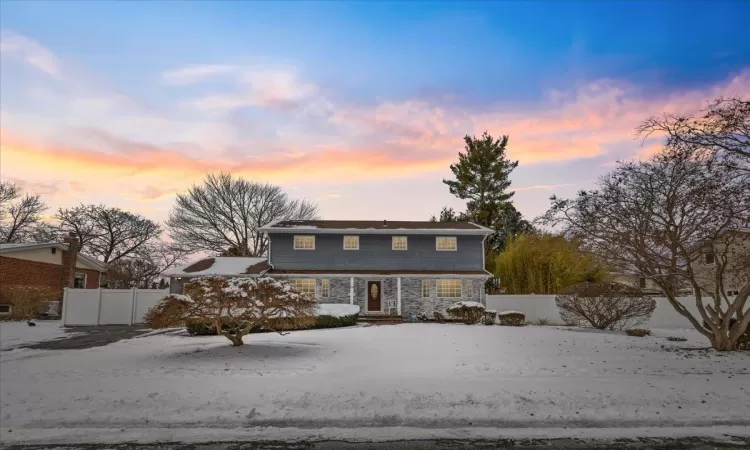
[1,0,749,223]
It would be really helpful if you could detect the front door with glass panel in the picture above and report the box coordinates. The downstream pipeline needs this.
[367,281,381,312]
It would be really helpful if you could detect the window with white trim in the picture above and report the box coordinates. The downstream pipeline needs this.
[466,280,473,298]
[392,236,408,250]
[436,279,462,298]
[74,272,87,289]
[0,304,11,315]
[291,279,316,297]
[436,236,457,251]
[320,279,330,298]
[294,235,315,250]
[343,236,359,250]
[421,280,430,298]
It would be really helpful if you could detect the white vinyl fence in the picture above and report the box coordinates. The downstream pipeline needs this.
[62,288,168,326]
[486,295,711,329]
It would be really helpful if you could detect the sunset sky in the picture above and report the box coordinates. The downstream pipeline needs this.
[2,1,749,226]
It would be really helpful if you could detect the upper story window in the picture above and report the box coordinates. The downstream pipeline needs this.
[436,279,462,298]
[392,236,408,250]
[436,236,457,251]
[291,278,316,297]
[294,235,315,250]
[704,252,715,265]
[343,236,359,250]
[638,277,646,289]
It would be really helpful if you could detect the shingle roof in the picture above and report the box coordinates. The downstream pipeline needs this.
[266,220,483,230]
[164,257,269,277]
[269,268,492,276]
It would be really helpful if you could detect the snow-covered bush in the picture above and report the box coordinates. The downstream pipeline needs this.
[555,281,656,330]
[144,276,317,346]
[483,310,497,325]
[497,311,525,326]
[446,301,485,325]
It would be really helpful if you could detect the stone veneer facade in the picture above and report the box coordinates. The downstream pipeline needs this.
[311,276,485,318]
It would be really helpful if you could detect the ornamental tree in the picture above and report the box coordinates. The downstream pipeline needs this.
[144,276,317,346]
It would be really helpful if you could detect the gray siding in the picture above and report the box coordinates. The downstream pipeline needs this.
[269,233,484,271]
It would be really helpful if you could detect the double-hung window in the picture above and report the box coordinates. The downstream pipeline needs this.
[436,279,462,298]
[421,280,430,298]
[294,235,315,250]
[392,236,408,250]
[465,280,473,297]
[343,236,359,250]
[291,279,316,297]
[436,236,457,251]
[320,279,330,298]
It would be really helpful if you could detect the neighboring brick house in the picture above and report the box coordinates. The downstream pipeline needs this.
[0,234,107,316]
[167,220,493,319]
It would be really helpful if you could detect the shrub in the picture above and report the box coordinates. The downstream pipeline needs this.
[555,281,656,330]
[626,328,651,337]
[667,336,687,342]
[0,285,59,320]
[446,301,485,325]
[185,313,359,335]
[146,276,317,346]
[535,318,550,326]
[483,310,497,325]
[498,311,526,326]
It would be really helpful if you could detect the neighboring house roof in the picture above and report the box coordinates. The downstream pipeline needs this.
[260,220,493,235]
[269,268,493,277]
[0,242,107,272]
[165,257,269,277]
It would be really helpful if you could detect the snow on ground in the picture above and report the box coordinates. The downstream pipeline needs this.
[1,324,749,444]
[317,303,359,317]
[0,320,77,351]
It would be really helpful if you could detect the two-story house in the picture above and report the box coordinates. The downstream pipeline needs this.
[167,220,493,319]
[259,220,493,318]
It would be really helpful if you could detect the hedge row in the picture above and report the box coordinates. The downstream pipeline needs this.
[186,314,359,336]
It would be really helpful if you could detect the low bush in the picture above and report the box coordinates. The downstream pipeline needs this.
[626,328,651,337]
[483,310,497,325]
[0,285,59,320]
[446,301,485,325]
[666,336,687,342]
[535,318,550,326]
[555,281,656,330]
[497,311,526,326]
[186,313,359,335]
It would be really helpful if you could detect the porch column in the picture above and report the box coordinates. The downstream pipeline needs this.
[397,277,401,316]
[349,277,354,305]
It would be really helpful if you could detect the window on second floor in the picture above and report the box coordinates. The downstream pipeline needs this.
[343,236,359,250]
[294,235,315,250]
[704,252,715,265]
[436,236,457,251]
[639,277,646,289]
[291,278,316,297]
[392,236,408,250]
[436,279,462,298]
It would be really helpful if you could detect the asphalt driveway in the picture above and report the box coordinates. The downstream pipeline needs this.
[21,325,154,350]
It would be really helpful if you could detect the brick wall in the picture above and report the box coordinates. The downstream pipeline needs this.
[0,256,101,300]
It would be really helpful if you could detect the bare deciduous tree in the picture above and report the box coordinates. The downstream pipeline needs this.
[167,173,319,256]
[637,97,750,163]
[56,204,161,264]
[107,241,188,288]
[555,281,656,330]
[0,181,47,243]
[144,276,317,346]
[542,144,750,350]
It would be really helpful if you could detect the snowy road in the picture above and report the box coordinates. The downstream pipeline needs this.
[1,323,749,445]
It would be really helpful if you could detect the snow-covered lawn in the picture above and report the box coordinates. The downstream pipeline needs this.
[1,323,749,444]
[0,320,78,351]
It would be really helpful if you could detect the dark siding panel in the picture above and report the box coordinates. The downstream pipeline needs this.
[269,233,484,271]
